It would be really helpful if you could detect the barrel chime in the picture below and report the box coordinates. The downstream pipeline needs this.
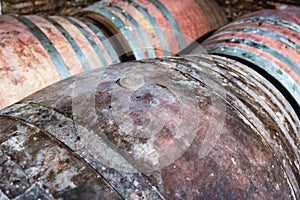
[0,1,299,200]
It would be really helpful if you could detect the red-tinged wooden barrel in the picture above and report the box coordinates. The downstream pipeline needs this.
[78,0,228,59]
[0,15,119,109]
[0,0,228,110]
[201,7,300,109]
[0,54,298,199]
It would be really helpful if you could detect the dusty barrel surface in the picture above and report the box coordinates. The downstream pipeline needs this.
[201,7,300,109]
[78,0,228,59]
[0,15,119,109]
[0,0,227,110]
[0,55,298,199]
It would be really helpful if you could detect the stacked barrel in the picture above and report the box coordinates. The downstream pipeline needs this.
[0,0,227,109]
[0,1,299,200]
[0,15,119,108]
[79,0,227,58]
[0,54,298,199]
[200,7,300,111]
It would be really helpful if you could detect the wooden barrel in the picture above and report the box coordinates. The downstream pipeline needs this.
[0,54,298,199]
[78,0,228,59]
[0,1,227,110]
[0,15,119,109]
[201,7,300,109]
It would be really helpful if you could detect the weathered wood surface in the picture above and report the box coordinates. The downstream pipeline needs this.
[0,55,298,199]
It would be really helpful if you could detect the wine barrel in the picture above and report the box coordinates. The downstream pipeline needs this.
[0,1,227,110]
[78,0,228,59]
[0,54,298,199]
[0,15,119,109]
[201,7,300,109]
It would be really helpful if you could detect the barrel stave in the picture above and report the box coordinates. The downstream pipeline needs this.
[0,54,298,199]
[201,7,300,109]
